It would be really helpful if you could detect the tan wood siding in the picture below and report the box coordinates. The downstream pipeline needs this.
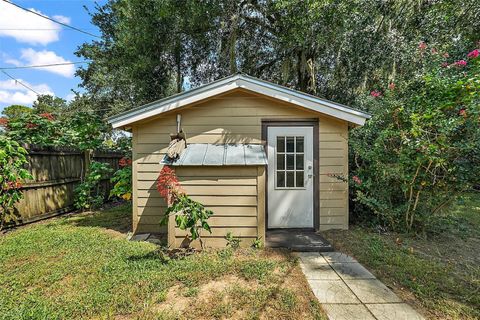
[319,116,349,229]
[173,166,263,249]
[131,90,349,243]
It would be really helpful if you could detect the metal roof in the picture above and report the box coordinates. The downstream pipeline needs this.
[161,144,267,166]
[108,73,371,128]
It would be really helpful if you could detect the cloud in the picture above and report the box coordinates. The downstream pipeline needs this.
[0,79,53,105]
[0,1,71,45]
[52,15,71,25]
[65,93,76,102]
[5,58,22,67]
[20,48,75,77]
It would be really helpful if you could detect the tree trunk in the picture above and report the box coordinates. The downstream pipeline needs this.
[175,44,183,93]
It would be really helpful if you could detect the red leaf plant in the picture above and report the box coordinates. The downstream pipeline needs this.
[157,166,184,205]
[39,113,55,121]
[118,157,132,167]
[0,117,8,128]
[26,122,38,129]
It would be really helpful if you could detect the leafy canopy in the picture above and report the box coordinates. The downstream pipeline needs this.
[76,0,480,114]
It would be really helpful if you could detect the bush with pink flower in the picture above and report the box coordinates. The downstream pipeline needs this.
[351,45,480,231]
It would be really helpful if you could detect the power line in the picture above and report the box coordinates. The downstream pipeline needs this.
[0,70,40,95]
[1,0,101,39]
[0,62,88,70]
[0,28,99,31]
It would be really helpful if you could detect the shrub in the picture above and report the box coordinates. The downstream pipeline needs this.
[74,161,113,210]
[0,136,32,229]
[110,157,132,201]
[3,111,110,151]
[351,46,480,231]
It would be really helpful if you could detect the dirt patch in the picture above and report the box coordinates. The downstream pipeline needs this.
[146,251,325,320]
[154,285,191,314]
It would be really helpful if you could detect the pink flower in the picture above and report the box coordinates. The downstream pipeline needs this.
[418,41,427,50]
[352,176,362,185]
[431,48,438,54]
[443,52,449,58]
[459,108,467,117]
[388,82,395,90]
[370,90,382,98]
[441,62,449,68]
[467,49,479,59]
[453,60,467,67]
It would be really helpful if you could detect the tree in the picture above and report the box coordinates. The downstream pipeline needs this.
[1,105,32,120]
[76,0,480,112]
[32,94,68,114]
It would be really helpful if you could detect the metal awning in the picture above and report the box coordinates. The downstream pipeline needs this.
[161,144,267,166]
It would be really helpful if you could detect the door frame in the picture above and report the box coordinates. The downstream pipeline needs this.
[262,119,319,231]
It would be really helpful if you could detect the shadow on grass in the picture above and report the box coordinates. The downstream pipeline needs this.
[61,203,133,235]
[125,249,172,264]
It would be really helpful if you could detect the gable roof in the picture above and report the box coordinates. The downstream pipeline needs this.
[108,73,371,128]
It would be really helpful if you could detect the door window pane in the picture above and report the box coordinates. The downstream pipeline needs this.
[277,154,285,170]
[296,154,304,170]
[286,171,295,187]
[286,137,295,152]
[286,154,295,170]
[296,171,304,187]
[296,137,304,152]
[277,171,285,188]
[277,137,285,152]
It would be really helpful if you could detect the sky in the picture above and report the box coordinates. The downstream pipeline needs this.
[0,0,105,112]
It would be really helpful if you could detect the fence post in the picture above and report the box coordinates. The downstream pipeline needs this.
[82,149,92,181]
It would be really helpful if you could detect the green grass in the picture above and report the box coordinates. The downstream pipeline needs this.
[0,204,325,320]
[323,193,480,320]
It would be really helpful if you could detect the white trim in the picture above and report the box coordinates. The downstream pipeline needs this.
[108,74,370,128]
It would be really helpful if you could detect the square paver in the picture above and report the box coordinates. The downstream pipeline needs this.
[366,303,425,320]
[344,279,402,303]
[322,304,376,320]
[300,261,340,280]
[297,252,328,262]
[330,262,376,280]
[308,280,360,303]
[321,252,357,263]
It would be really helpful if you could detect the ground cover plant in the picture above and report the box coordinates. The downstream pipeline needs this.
[0,204,326,320]
[323,193,480,320]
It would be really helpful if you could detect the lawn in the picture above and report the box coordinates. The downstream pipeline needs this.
[323,193,480,320]
[0,204,325,320]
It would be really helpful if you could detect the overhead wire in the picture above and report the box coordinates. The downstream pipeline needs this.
[1,0,101,39]
[0,62,89,70]
[0,69,40,95]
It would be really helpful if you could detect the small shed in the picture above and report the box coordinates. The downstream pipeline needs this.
[109,74,370,248]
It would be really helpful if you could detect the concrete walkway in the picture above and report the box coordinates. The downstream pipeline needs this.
[297,252,425,320]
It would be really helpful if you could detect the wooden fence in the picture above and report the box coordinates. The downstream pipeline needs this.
[12,146,123,225]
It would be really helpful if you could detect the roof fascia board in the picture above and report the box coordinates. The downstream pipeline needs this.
[236,78,367,125]
[110,77,241,128]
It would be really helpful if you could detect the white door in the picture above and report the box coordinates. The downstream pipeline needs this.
[267,126,314,228]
